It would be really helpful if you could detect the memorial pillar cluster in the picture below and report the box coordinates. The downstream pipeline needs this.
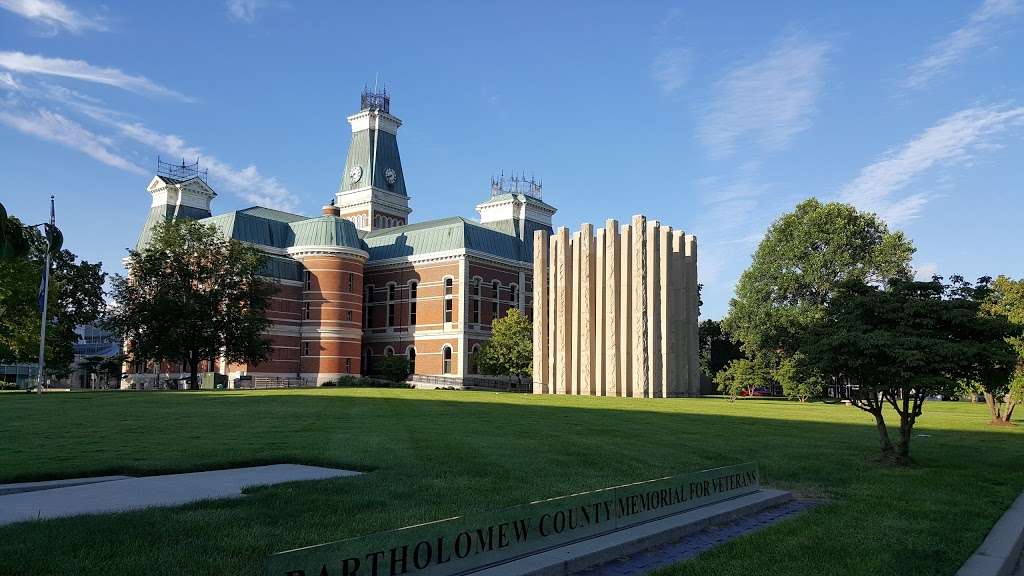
[532,215,698,397]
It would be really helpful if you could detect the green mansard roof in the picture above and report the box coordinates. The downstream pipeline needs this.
[362,216,541,263]
[289,215,364,251]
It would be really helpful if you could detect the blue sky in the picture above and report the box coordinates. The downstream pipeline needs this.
[1,0,1022,320]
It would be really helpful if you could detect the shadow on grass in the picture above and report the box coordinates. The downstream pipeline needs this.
[0,390,1021,576]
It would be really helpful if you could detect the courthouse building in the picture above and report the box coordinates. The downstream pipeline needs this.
[130,89,555,385]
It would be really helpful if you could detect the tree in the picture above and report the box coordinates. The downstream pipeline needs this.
[476,308,533,385]
[107,220,275,390]
[698,319,745,380]
[714,358,771,401]
[0,211,105,380]
[98,355,125,389]
[774,353,824,402]
[374,355,411,383]
[801,278,1017,465]
[724,198,914,359]
[977,275,1024,423]
[0,202,31,259]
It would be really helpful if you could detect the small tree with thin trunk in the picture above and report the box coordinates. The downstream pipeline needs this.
[714,357,771,401]
[801,277,1017,465]
[978,275,1024,424]
[107,220,274,389]
[476,308,532,387]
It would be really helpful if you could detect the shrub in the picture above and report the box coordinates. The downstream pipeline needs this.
[373,355,411,383]
[714,358,771,401]
[774,354,824,402]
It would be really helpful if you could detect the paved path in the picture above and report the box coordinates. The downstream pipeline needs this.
[573,499,819,576]
[0,464,360,526]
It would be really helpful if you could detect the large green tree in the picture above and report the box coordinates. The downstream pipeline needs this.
[107,219,275,389]
[800,277,1017,465]
[476,307,533,386]
[724,198,915,359]
[698,319,745,381]
[977,275,1024,423]
[0,207,105,380]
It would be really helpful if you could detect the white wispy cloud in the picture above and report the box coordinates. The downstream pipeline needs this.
[697,33,829,157]
[651,47,692,94]
[0,108,145,174]
[839,104,1024,225]
[903,0,1022,90]
[109,120,299,211]
[0,52,191,101]
[0,0,106,34]
[226,0,265,22]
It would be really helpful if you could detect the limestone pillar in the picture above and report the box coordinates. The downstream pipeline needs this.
[619,224,632,397]
[685,235,700,395]
[604,219,620,397]
[570,232,581,395]
[646,220,663,398]
[579,224,595,395]
[547,234,558,392]
[532,230,549,394]
[630,215,647,398]
[594,228,605,396]
[670,231,687,397]
[555,227,572,395]
[658,226,671,398]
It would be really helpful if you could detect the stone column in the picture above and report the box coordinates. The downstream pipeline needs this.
[555,227,572,395]
[658,226,671,398]
[570,231,581,395]
[619,223,632,397]
[548,234,558,392]
[595,228,605,396]
[685,234,700,395]
[532,230,549,394]
[670,230,687,397]
[630,215,647,398]
[604,219,620,397]
[579,224,595,396]
[646,220,662,398]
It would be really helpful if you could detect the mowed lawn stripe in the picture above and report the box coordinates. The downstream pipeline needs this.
[0,389,1020,575]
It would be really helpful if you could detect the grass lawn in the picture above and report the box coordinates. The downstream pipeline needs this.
[0,389,1021,575]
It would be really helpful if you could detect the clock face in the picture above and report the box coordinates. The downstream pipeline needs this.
[384,167,397,185]
[349,166,362,183]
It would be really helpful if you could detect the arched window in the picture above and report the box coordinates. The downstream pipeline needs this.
[408,280,418,325]
[384,346,394,357]
[491,281,501,320]
[510,283,518,307]
[406,346,416,374]
[442,345,453,375]
[444,276,453,295]
[470,344,481,374]
[386,282,396,327]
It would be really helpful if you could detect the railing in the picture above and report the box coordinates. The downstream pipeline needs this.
[409,374,531,393]
[233,376,313,390]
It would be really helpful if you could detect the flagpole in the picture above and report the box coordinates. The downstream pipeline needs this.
[36,195,54,395]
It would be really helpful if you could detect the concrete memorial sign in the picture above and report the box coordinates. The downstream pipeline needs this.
[266,462,760,576]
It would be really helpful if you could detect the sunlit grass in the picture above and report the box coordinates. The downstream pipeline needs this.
[0,389,1019,575]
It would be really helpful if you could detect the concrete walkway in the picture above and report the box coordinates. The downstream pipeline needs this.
[0,464,360,526]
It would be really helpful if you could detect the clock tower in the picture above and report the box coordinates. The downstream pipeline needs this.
[336,87,411,231]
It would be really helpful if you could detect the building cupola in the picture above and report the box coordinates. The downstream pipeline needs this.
[335,86,411,232]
